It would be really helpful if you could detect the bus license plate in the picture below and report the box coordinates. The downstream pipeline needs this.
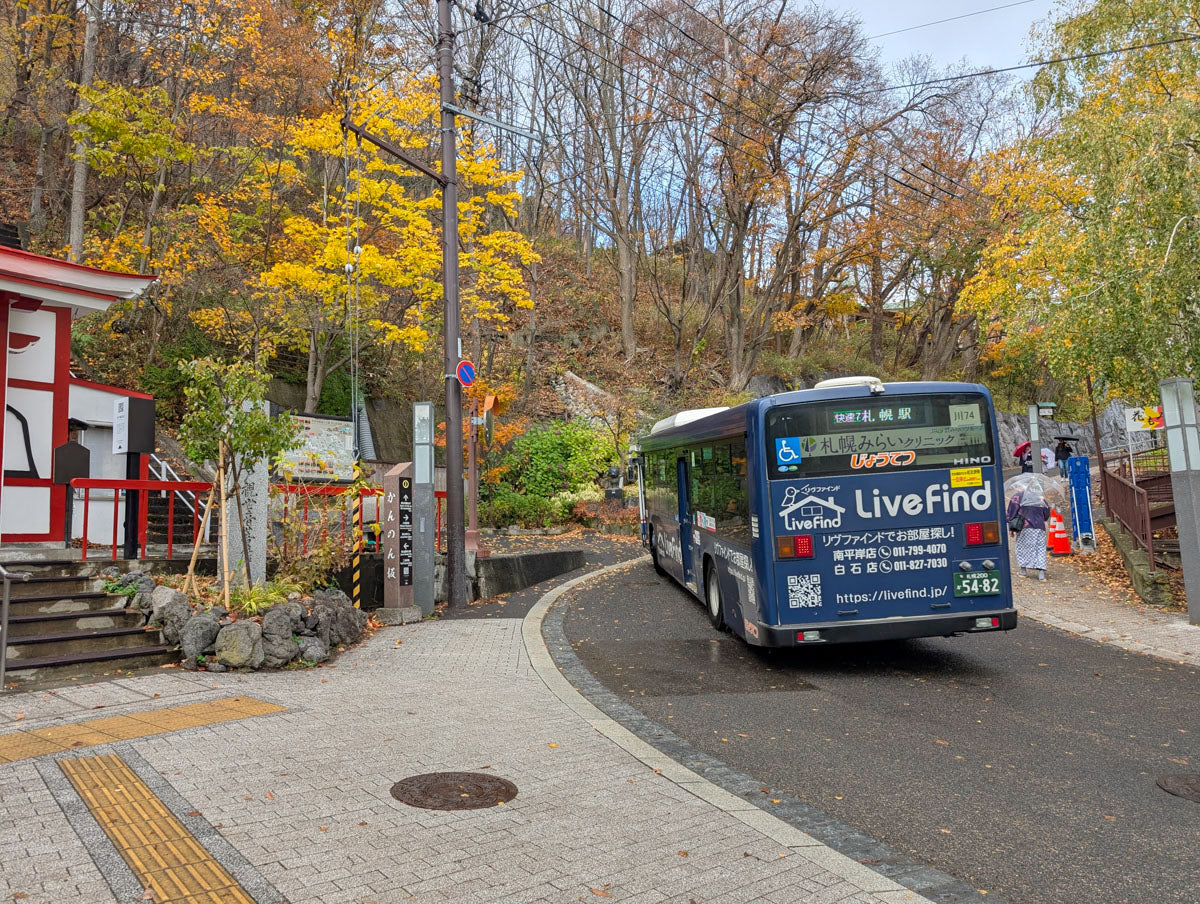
[953,570,1001,597]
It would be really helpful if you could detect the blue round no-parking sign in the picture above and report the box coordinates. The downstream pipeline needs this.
[456,359,476,387]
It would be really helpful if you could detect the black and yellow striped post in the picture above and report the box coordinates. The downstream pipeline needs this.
[351,494,362,609]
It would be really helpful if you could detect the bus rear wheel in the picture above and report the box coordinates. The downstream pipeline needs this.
[705,562,725,630]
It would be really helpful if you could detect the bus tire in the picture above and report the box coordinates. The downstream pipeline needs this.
[705,561,725,631]
[649,527,666,575]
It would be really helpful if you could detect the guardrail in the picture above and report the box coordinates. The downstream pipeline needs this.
[67,479,450,561]
[273,484,383,558]
[1100,467,1155,571]
[71,478,213,561]
[0,564,32,689]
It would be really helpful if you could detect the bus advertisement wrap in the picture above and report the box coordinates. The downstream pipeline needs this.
[638,380,1017,648]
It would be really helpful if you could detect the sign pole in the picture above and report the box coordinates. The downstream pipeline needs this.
[466,400,479,553]
[1159,379,1200,625]
[1028,404,1042,474]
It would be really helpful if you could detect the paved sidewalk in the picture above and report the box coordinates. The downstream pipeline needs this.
[0,567,929,904]
[1009,546,1200,663]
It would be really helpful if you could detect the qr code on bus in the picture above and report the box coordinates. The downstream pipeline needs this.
[786,574,822,608]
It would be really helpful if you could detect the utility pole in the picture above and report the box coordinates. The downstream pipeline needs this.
[438,0,468,608]
[343,0,525,608]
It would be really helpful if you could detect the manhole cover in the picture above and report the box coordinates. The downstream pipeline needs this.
[1157,773,1200,803]
[390,772,518,810]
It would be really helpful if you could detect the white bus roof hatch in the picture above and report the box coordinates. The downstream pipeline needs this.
[814,376,886,395]
[648,407,730,435]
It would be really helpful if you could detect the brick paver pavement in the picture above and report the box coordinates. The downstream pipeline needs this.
[1,612,929,904]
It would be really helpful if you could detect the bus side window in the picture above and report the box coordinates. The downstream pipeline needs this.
[718,439,750,542]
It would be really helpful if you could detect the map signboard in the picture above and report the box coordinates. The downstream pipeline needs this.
[279,414,356,481]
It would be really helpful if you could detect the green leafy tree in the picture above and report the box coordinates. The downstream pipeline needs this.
[178,357,299,598]
[964,0,1200,400]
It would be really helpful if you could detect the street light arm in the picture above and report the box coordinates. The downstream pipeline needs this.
[340,116,450,187]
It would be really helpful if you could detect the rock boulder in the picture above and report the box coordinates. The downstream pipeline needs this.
[297,635,329,663]
[180,611,221,660]
[261,605,300,668]
[214,622,265,669]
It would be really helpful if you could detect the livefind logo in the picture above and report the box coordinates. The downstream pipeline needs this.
[778,486,845,531]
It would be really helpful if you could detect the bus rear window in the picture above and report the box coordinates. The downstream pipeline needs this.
[765,393,994,479]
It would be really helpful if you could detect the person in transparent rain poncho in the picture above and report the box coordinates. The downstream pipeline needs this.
[1006,479,1052,580]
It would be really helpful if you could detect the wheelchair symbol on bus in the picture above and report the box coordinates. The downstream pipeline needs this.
[775,437,802,464]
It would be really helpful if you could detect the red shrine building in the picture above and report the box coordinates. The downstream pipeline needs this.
[0,247,156,545]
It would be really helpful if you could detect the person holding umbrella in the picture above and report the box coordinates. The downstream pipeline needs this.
[1054,437,1075,474]
[1007,478,1052,580]
[1013,440,1033,473]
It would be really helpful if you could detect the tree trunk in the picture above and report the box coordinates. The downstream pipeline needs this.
[616,234,637,362]
[523,259,538,395]
[305,335,327,412]
[68,0,100,261]
[29,128,50,235]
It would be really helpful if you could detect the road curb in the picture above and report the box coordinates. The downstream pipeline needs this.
[1018,608,1198,663]
[522,557,933,904]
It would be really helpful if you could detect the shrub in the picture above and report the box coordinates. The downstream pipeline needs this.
[500,420,616,498]
[478,486,556,528]
[228,579,304,617]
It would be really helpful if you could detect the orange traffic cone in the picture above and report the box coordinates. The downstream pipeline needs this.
[1050,509,1071,556]
[1046,509,1057,550]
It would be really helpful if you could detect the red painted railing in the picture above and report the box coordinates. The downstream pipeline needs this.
[71,478,212,562]
[274,484,383,558]
[68,479,449,560]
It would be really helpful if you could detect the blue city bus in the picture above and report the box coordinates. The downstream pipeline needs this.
[635,377,1017,646]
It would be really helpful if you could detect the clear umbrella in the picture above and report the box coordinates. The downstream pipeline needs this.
[1003,472,1067,510]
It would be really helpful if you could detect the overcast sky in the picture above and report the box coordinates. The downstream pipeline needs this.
[845,0,1061,73]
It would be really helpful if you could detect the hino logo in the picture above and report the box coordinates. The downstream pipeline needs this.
[855,481,994,519]
[779,486,845,531]
[952,456,993,465]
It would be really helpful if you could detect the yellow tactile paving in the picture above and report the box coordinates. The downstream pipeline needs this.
[0,732,66,760]
[28,723,118,747]
[61,754,253,903]
[172,890,257,904]
[0,696,285,764]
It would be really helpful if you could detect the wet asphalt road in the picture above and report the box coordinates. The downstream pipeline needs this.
[562,560,1200,904]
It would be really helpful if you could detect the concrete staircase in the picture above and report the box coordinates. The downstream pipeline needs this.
[2,560,173,686]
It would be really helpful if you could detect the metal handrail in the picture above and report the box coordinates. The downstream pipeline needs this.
[149,454,211,543]
[0,564,32,691]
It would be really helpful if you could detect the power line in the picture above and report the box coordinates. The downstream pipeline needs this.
[883,33,1200,91]
[590,0,978,216]
[867,0,1041,41]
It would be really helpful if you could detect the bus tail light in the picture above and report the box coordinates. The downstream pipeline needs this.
[965,521,1000,546]
[975,617,1000,629]
[776,535,814,558]
[797,630,821,642]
